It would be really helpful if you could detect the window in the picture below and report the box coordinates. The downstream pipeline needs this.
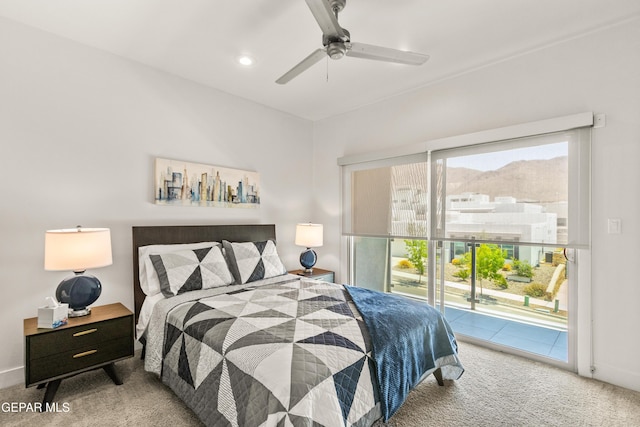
[341,153,428,293]
[340,116,591,367]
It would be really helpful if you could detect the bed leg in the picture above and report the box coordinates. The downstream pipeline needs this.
[433,368,444,386]
[141,345,146,360]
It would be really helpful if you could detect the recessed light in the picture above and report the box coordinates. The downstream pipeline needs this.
[237,55,255,67]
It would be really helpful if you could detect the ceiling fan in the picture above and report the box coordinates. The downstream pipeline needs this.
[276,0,429,84]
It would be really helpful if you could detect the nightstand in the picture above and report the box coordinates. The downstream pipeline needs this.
[24,302,134,405]
[289,268,335,283]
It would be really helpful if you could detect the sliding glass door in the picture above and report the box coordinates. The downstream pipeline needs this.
[343,128,590,368]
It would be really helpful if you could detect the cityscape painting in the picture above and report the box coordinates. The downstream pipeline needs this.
[154,157,260,208]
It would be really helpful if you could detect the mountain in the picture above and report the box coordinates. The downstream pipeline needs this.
[446,156,568,203]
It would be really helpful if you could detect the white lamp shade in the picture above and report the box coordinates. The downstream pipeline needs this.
[295,223,323,248]
[45,227,113,272]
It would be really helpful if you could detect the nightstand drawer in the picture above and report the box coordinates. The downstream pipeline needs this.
[289,268,335,283]
[28,335,132,385]
[309,272,334,282]
[27,316,132,360]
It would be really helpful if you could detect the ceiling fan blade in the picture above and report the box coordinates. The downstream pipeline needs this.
[276,48,327,84]
[347,42,429,65]
[305,0,345,39]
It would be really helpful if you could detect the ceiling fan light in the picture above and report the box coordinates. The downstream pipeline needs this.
[327,42,346,60]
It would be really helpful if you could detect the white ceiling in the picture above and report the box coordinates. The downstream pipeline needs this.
[1,0,639,121]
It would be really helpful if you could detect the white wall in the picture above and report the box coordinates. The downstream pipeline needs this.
[313,19,640,392]
[0,17,314,386]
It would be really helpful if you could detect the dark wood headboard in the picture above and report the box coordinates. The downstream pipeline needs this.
[131,224,276,323]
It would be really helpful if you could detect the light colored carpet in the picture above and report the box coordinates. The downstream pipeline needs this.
[1,341,639,426]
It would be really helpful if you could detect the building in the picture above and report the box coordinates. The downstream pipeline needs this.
[445,193,559,265]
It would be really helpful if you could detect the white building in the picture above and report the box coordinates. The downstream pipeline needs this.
[445,193,558,265]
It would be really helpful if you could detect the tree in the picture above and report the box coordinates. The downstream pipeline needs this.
[404,239,428,283]
[476,244,507,284]
[462,244,507,293]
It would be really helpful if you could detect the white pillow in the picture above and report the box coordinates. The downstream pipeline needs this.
[222,239,287,284]
[138,241,220,296]
[150,246,234,297]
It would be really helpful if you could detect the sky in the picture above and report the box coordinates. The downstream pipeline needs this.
[446,142,568,171]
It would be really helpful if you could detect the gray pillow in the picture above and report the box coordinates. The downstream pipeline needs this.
[150,246,234,297]
[222,239,287,284]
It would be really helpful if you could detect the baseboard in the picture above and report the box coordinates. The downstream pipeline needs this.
[0,366,24,389]
[594,363,640,393]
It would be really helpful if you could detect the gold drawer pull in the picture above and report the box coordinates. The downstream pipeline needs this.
[73,350,97,358]
[73,328,97,337]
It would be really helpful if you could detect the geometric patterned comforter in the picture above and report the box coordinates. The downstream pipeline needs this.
[143,275,463,426]
[160,277,382,426]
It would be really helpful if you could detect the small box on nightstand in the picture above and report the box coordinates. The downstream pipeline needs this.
[37,303,68,329]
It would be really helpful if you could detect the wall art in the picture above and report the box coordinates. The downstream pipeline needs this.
[154,157,260,208]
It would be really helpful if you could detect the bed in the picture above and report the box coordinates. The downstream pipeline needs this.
[133,224,463,426]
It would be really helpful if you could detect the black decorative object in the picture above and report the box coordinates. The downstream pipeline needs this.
[299,248,318,271]
[56,274,103,317]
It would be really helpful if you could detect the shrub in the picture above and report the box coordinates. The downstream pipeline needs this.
[454,268,470,281]
[397,259,413,269]
[524,282,547,298]
[493,274,508,289]
[451,258,461,266]
[502,263,512,272]
[513,259,534,278]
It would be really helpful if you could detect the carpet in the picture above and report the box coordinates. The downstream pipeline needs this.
[1,342,639,426]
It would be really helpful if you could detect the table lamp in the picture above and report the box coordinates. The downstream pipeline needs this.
[44,226,112,317]
[295,223,323,273]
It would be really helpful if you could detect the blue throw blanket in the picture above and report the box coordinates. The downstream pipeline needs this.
[345,286,464,421]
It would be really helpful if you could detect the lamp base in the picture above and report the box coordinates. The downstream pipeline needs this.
[68,307,92,317]
[299,248,317,273]
[56,274,102,317]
